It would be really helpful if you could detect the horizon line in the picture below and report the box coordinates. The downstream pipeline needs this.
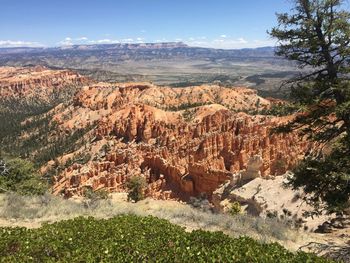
[0,42,276,51]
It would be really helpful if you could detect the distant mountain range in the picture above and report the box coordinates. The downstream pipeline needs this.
[0,42,276,63]
[0,42,294,97]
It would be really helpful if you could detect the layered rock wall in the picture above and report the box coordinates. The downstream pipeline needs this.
[48,83,310,200]
[0,66,89,100]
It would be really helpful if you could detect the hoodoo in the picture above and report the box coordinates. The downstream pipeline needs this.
[47,82,310,199]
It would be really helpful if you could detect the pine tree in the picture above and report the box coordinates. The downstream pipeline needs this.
[269,0,350,213]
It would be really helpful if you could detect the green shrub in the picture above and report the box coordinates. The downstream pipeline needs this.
[81,187,110,209]
[259,103,301,116]
[0,157,48,195]
[82,187,109,200]
[228,201,242,216]
[73,152,91,165]
[126,176,146,202]
[0,215,333,262]
[287,140,350,214]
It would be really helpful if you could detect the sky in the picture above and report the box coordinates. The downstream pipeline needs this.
[0,0,340,49]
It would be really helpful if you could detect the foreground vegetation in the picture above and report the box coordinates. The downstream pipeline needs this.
[0,215,332,262]
[0,157,48,195]
[0,193,294,242]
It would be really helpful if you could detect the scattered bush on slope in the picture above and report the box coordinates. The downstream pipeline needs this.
[0,215,333,262]
[126,176,146,202]
[0,157,48,195]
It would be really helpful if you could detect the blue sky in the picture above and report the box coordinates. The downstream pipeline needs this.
[0,0,308,49]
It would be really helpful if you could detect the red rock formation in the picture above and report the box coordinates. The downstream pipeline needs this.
[0,66,90,101]
[47,82,311,200]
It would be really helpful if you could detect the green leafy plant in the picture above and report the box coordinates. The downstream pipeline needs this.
[0,215,333,262]
[0,157,48,195]
[229,201,242,216]
[126,176,146,202]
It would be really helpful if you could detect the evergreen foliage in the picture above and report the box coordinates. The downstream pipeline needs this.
[126,176,146,202]
[0,157,48,195]
[269,0,350,212]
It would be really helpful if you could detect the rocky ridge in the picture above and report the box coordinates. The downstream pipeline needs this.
[0,66,89,102]
[46,82,310,200]
[0,65,311,201]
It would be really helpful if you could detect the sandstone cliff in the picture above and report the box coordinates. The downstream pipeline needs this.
[45,82,310,200]
[0,66,89,103]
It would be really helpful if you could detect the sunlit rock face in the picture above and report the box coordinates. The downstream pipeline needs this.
[47,81,310,200]
[0,66,89,102]
[0,67,305,200]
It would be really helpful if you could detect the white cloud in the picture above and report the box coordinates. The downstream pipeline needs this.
[58,37,74,46]
[184,37,275,49]
[88,39,120,44]
[237,37,247,44]
[54,35,276,49]
[58,40,72,46]
[77,37,88,41]
[89,38,143,44]
[58,36,122,46]
[0,40,44,48]
[97,39,115,43]
[186,36,207,43]
[121,38,134,43]
[155,38,169,43]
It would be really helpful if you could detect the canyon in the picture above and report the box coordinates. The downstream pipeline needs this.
[46,82,310,201]
[0,66,310,202]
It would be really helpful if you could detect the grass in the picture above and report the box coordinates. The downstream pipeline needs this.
[1,193,344,261]
[0,193,297,245]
